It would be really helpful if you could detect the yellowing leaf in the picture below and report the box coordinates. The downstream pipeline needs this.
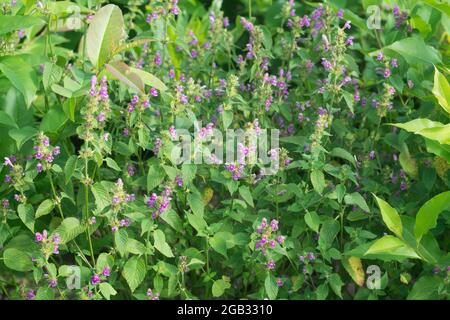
[343,257,365,287]
[203,187,214,205]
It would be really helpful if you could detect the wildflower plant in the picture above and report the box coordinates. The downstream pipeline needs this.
[0,0,449,301]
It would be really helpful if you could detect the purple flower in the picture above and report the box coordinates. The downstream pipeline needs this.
[270,219,279,232]
[150,88,158,97]
[102,266,111,277]
[276,277,284,287]
[343,21,351,30]
[4,157,14,167]
[336,9,344,19]
[376,52,383,61]
[4,175,12,183]
[26,290,35,300]
[2,199,9,209]
[154,51,162,66]
[35,232,44,242]
[52,146,61,156]
[383,68,391,78]
[390,58,398,68]
[240,17,254,32]
[369,151,375,160]
[175,175,183,187]
[91,274,101,285]
[266,259,275,270]
[307,252,316,261]
[432,266,441,274]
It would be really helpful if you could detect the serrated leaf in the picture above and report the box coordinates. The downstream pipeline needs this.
[122,256,146,292]
[35,199,55,219]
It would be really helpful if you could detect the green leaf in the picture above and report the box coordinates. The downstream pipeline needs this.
[40,108,68,133]
[53,218,85,244]
[105,157,121,171]
[344,192,370,213]
[105,61,144,94]
[126,238,147,255]
[330,148,356,167]
[0,55,38,107]
[187,192,204,217]
[212,277,231,297]
[414,191,450,242]
[153,229,174,258]
[3,248,34,272]
[407,276,442,300]
[91,182,110,211]
[17,204,35,232]
[365,235,420,259]
[186,212,208,236]
[181,164,197,184]
[0,15,45,35]
[304,211,320,233]
[318,220,339,249]
[373,195,403,237]
[122,256,146,292]
[310,169,326,195]
[238,186,254,207]
[399,151,418,178]
[160,209,182,232]
[43,62,63,91]
[264,274,278,300]
[209,232,230,258]
[329,273,344,299]
[0,110,18,128]
[64,155,77,184]
[129,67,168,92]
[9,126,38,150]
[99,282,117,300]
[147,164,165,192]
[35,199,55,219]
[432,66,450,115]
[383,37,442,65]
[35,287,55,300]
[115,228,128,256]
[86,4,126,68]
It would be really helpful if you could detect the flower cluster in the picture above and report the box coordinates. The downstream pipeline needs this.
[146,288,160,300]
[33,133,60,173]
[90,266,111,285]
[255,218,286,270]
[35,230,61,260]
[147,186,173,219]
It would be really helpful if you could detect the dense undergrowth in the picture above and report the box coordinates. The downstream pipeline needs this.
[0,0,449,300]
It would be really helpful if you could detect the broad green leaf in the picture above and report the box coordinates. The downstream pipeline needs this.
[391,118,445,133]
[264,274,278,300]
[147,164,165,192]
[407,276,442,300]
[187,192,204,217]
[414,191,450,242]
[304,211,320,233]
[238,186,254,207]
[384,37,441,65]
[0,55,38,107]
[53,218,85,244]
[35,287,55,300]
[17,203,35,232]
[105,157,121,171]
[310,169,326,195]
[344,192,370,213]
[99,282,117,300]
[0,110,18,128]
[373,195,403,237]
[3,248,34,272]
[432,66,450,114]
[365,235,420,259]
[35,199,55,219]
[0,15,45,35]
[330,147,356,167]
[318,220,339,249]
[105,61,144,94]
[40,108,68,133]
[209,232,231,258]
[212,277,231,297]
[153,229,174,258]
[122,256,146,292]
[9,126,38,150]
[130,67,168,92]
[186,212,208,236]
[329,273,344,299]
[64,155,77,184]
[86,4,126,68]
[91,182,110,211]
